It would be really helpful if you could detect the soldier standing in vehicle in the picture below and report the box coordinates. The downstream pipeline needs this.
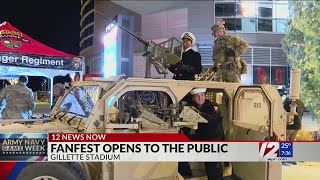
[169,32,203,176]
[0,76,36,119]
[211,21,249,83]
[168,32,202,80]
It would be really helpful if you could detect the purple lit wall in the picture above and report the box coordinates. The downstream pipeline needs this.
[103,25,118,77]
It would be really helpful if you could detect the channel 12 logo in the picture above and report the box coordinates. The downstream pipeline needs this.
[259,142,293,160]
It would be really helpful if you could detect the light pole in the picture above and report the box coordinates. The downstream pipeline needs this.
[43,79,47,92]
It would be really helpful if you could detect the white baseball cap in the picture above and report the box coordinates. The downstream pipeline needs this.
[190,88,207,95]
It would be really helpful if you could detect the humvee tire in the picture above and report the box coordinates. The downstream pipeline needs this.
[16,162,88,180]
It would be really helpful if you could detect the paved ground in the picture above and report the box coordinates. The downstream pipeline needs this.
[282,162,320,180]
[33,103,51,115]
[301,112,319,131]
[185,162,320,180]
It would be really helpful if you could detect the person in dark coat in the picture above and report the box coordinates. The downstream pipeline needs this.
[283,97,304,165]
[192,88,224,180]
[168,32,202,80]
[179,88,224,180]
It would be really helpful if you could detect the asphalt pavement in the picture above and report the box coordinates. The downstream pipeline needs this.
[33,103,51,116]
[301,112,319,131]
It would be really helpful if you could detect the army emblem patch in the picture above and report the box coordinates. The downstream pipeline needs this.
[0,30,29,49]
[1,39,22,49]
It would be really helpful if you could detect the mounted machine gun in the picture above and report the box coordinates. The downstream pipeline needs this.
[95,10,183,77]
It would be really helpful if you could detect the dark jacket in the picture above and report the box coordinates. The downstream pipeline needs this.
[283,98,304,130]
[168,48,202,80]
[191,100,224,140]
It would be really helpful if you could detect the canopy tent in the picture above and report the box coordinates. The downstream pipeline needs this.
[0,21,84,105]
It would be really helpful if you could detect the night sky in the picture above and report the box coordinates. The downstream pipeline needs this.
[0,0,80,91]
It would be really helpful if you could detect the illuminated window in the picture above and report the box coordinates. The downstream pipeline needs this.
[215,1,289,34]
[236,2,257,17]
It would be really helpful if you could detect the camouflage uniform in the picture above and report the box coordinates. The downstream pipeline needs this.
[0,83,36,119]
[212,23,249,83]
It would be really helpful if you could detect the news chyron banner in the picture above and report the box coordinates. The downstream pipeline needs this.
[0,134,47,161]
[47,133,320,162]
[1,133,320,162]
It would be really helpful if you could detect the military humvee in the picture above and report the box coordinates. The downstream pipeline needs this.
[0,71,296,180]
[0,11,300,179]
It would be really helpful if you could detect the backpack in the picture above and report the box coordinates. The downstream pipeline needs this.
[240,60,247,74]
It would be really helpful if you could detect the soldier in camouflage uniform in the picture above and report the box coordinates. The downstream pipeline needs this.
[211,22,249,83]
[0,76,36,119]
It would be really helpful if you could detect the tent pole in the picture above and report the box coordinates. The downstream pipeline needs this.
[50,77,53,107]
[81,56,85,81]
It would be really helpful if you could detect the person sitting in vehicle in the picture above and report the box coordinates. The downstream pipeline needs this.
[179,88,224,180]
[51,83,66,109]
[74,87,94,117]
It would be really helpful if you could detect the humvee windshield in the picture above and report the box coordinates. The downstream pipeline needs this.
[57,85,99,118]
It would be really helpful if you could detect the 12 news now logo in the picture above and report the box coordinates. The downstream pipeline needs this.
[259,142,293,161]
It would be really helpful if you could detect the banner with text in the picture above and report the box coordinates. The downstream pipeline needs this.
[0,52,82,71]
[47,133,320,162]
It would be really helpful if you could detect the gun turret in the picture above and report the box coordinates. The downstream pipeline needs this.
[287,69,301,125]
[95,10,183,76]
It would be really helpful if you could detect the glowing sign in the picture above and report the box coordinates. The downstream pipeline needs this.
[103,24,118,78]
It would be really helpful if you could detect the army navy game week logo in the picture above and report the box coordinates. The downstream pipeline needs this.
[0,134,48,161]
[258,142,293,161]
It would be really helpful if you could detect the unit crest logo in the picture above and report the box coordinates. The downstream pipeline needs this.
[0,30,29,49]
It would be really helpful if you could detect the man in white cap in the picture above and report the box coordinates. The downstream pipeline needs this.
[179,88,224,180]
[168,32,202,80]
